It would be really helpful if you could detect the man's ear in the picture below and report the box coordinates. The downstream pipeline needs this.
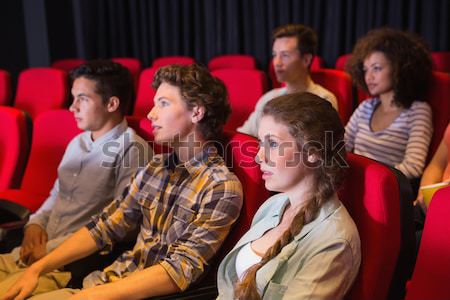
[106,96,120,113]
[191,106,206,123]
[302,53,313,68]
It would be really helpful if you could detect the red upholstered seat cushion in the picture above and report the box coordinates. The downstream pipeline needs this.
[0,110,81,212]
[212,69,268,131]
[208,55,256,71]
[0,107,29,191]
[133,67,158,118]
[14,68,68,120]
[405,186,450,300]
[339,153,401,300]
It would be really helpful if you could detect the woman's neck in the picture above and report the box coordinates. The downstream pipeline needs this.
[378,91,401,112]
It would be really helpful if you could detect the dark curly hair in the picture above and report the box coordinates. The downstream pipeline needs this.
[235,92,347,300]
[346,27,432,108]
[152,64,231,141]
[70,59,133,115]
[272,23,318,57]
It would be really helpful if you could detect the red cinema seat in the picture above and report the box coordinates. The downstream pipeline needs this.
[208,55,257,71]
[405,186,450,300]
[334,54,370,104]
[269,56,323,89]
[431,51,450,73]
[311,68,354,124]
[426,71,450,160]
[14,68,68,120]
[339,153,401,300]
[212,69,268,131]
[0,69,12,106]
[133,67,158,118]
[0,107,29,191]
[152,56,195,68]
[219,130,270,253]
[51,58,86,72]
[0,110,81,213]
[335,53,352,71]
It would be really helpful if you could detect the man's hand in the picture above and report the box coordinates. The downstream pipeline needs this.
[25,243,47,265]
[0,266,40,300]
[20,224,48,263]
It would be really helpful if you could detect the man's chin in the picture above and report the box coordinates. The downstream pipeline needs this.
[275,75,285,83]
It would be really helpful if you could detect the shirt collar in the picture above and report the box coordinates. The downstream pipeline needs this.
[267,193,341,241]
[293,194,341,241]
[163,145,222,175]
[83,118,128,151]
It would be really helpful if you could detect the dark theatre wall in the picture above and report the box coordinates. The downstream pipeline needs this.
[0,0,448,91]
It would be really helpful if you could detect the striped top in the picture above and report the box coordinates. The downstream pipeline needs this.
[345,98,433,179]
[84,146,243,290]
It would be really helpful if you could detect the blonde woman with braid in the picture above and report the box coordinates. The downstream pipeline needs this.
[217,92,361,300]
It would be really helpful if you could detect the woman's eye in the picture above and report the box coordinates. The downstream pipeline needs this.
[269,141,279,148]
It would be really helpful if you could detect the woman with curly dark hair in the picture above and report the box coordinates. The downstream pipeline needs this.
[217,92,361,300]
[345,28,433,179]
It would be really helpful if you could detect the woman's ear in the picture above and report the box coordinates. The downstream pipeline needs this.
[307,153,319,164]
[107,96,120,113]
[191,106,206,123]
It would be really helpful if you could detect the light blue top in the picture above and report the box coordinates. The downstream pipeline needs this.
[217,193,361,300]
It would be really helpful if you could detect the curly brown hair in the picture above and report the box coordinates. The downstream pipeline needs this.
[152,64,231,141]
[234,92,347,300]
[346,27,432,108]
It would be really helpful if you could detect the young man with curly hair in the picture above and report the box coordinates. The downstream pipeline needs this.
[2,64,243,300]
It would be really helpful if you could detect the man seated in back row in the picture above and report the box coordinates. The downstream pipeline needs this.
[238,23,338,137]
[0,60,152,295]
[3,64,243,300]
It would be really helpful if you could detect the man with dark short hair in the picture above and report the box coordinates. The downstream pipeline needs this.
[238,24,338,137]
[0,60,152,296]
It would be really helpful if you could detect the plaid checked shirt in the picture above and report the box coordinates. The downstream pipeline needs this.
[84,146,243,290]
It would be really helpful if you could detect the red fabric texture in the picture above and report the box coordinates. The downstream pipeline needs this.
[133,67,158,118]
[151,56,195,68]
[405,186,450,300]
[339,153,401,300]
[208,55,256,71]
[218,131,270,256]
[14,68,68,120]
[431,51,450,73]
[0,107,29,191]
[335,53,352,70]
[0,110,81,212]
[426,71,450,160]
[211,69,268,131]
[311,68,354,124]
[51,58,86,72]
[0,69,12,106]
